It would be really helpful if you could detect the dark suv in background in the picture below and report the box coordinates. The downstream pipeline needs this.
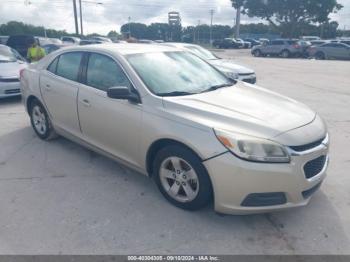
[213,38,240,49]
[6,35,36,58]
[251,39,303,58]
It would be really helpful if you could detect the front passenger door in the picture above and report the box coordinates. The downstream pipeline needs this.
[77,52,142,167]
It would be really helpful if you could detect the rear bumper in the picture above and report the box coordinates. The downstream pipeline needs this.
[203,138,329,215]
[0,81,21,98]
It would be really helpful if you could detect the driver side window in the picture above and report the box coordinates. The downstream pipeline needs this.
[86,53,132,92]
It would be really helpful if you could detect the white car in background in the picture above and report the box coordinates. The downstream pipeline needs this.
[0,44,27,98]
[162,43,257,84]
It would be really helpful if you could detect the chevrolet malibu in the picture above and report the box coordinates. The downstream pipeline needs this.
[20,44,329,214]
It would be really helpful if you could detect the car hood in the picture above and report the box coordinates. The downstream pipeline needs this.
[209,59,254,74]
[0,61,27,78]
[162,82,316,140]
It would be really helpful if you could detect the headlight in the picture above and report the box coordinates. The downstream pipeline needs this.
[214,129,290,163]
[224,71,239,80]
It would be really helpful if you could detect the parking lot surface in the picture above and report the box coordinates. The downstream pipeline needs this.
[0,49,349,254]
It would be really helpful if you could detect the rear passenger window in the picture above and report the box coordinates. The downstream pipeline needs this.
[47,57,59,73]
[56,52,83,81]
[86,53,132,92]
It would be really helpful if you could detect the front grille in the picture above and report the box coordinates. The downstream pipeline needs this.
[4,89,20,94]
[289,137,325,152]
[303,155,326,179]
[0,78,19,83]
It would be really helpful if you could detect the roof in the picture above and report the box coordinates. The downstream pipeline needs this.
[57,43,181,56]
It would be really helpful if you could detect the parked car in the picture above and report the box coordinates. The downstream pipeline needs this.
[310,40,328,46]
[0,36,9,45]
[243,38,260,47]
[42,44,65,54]
[79,40,103,45]
[298,40,312,57]
[137,39,155,44]
[301,36,321,41]
[162,42,256,84]
[90,36,112,43]
[61,36,80,45]
[235,38,251,48]
[340,40,350,46]
[6,34,36,58]
[308,42,350,60]
[21,44,329,214]
[0,44,27,98]
[252,39,303,58]
[213,38,240,49]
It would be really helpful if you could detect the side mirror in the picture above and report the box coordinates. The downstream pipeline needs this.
[107,86,141,103]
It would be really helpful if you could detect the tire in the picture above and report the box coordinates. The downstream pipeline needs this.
[152,145,213,211]
[29,99,58,140]
[281,49,290,58]
[253,49,262,57]
[315,52,325,60]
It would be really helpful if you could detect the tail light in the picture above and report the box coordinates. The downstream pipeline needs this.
[293,44,300,49]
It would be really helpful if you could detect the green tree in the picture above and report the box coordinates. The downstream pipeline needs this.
[147,23,169,40]
[107,30,120,38]
[233,0,343,37]
[120,22,148,39]
[0,21,72,38]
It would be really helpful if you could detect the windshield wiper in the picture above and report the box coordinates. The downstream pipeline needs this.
[157,91,197,97]
[201,82,233,93]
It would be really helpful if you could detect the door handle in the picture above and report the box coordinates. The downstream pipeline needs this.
[81,99,91,107]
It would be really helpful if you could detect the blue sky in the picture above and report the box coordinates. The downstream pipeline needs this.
[0,0,349,35]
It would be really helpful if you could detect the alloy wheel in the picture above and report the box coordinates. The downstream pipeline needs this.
[159,156,199,203]
[32,105,47,135]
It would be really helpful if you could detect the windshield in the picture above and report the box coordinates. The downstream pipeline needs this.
[185,46,218,60]
[127,51,232,96]
[0,46,23,62]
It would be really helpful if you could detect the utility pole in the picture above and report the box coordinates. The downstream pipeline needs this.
[234,5,241,39]
[72,0,79,35]
[197,20,200,44]
[79,0,83,36]
[210,9,214,47]
[128,16,131,38]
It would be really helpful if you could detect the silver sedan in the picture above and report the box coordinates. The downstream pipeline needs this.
[308,42,350,60]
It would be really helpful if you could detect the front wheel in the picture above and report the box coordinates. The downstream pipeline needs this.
[153,145,213,211]
[315,52,325,60]
[29,99,57,140]
[253,49,262,57]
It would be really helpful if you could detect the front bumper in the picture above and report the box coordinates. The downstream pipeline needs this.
[203,137,329,215]
[0,81,21,98]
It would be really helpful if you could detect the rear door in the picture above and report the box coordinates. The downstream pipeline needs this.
[269,40,284,54]
[40,52,83,137]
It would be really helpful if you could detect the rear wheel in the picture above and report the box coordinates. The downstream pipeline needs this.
[153,145,212,211]
[29,99,57,140]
